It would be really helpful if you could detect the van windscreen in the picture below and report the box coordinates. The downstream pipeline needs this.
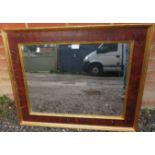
[99,43,118,53]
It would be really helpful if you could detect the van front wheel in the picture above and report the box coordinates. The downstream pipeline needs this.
[89,63,103,76]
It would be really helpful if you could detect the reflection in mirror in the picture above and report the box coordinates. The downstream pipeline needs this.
[21,42,131,116]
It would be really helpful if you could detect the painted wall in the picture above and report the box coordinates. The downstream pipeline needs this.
[0,23,155,106]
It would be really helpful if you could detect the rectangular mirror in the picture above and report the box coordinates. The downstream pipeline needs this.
[20,42,131,117]
[3,25,152,131]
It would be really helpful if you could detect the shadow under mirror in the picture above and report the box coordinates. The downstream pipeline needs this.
[21,42,131,116]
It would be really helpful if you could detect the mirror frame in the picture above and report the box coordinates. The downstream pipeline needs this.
[2,24,153,131]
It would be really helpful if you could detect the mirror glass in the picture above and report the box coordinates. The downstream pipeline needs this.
[21,42,131,116]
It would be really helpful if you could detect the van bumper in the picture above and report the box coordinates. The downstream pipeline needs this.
[83,61,90,72]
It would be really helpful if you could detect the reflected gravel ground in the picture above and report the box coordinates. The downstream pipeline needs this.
[27,73,123,116]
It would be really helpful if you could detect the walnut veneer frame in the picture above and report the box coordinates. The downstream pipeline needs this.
[2,24,154,131]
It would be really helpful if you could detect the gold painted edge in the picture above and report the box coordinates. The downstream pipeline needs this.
[19,40,131,46]
[21,121,135,132]
[18,40,131,120]
[30,112,124,120]
[1,31,23,122]
[3,24,152,32]
[18,45,32,114]
[133,25,154,131]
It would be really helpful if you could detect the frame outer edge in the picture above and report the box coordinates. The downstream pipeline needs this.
[3,24,152,32]
[133,25,154,131]
[1,24,153,131]
[1,30,23,123]
[20,121,136,132]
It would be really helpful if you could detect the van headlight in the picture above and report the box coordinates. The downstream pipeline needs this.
[84,56,89,62]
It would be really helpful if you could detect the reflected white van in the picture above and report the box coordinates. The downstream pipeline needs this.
[83,43,126,76]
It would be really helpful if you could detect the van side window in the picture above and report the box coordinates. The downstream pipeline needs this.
[98,43,118,53]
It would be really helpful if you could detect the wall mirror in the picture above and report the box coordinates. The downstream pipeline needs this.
[2,24,153,131]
